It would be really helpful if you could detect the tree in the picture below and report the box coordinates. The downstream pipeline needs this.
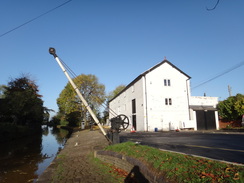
[217,93,244,120]
[49,112,63,126]
[57,74,106,126]
[107,84,126,101]
[4,75,44,126]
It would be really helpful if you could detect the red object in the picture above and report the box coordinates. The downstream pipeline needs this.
[131,126,136,133]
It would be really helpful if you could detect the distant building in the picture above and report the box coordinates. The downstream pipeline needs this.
[109,59,219,131]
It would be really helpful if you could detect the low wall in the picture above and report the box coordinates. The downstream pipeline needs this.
[219,119,241,128]
[94,150,166,183]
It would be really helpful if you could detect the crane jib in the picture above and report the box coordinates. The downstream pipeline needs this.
[48,47,111,143]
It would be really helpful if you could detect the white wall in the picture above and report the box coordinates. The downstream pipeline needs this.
[109,62,219,132]
[190,96,218,107]
[189,96,219,130]
[144,62,190,131]
[109,78,145,131]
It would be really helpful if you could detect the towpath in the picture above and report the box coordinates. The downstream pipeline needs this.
[37,129,117,183]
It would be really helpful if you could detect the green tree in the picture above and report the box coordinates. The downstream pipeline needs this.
[57,74,105,126]
[49,112,63,126]
[217,93,244,120]
[107,84,126,101]
[4,75,44,126]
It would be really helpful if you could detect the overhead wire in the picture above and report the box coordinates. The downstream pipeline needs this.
[0,0,72,38]
[206,0,220,11]
[192,60,244,90]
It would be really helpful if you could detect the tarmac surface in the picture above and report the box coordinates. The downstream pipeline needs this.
[36,129,116,183]
[120,130,244,165]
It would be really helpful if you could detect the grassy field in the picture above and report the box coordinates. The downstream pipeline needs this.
[104,141,244,183]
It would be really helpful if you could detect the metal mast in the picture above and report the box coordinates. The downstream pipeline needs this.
[49,47,110,142]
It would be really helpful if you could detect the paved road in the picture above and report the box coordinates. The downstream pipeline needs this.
[120,131,244,165]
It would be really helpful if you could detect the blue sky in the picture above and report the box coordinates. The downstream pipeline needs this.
[1,0,244,115]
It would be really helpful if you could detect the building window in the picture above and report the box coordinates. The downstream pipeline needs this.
[165,98,172,105]
[132,99,136,114]
[168,79,171,86]
[169,98,172,105]
[164,79,171,86]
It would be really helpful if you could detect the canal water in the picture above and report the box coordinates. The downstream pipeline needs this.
[0,126,70,183]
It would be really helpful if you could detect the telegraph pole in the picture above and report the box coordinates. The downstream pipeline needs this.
[228,85,232,97]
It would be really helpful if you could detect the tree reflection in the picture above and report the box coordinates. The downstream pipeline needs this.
[42,125,49,136]
[0,126,70,183]
[0,129,42,183]
[50,127,70,145]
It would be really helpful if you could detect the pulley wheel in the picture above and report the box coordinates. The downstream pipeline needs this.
[118,114,129,131]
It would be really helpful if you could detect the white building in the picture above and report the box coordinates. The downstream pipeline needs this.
[109,60,219,131]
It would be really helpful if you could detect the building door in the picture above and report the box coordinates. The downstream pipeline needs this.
[132,115,137,130]
[206,111,216,129]
[132,99,137,130]
[196,110,216,130]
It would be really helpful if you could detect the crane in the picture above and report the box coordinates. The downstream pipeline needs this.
[49,47,111,143]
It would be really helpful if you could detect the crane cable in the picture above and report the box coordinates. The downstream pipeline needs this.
[58,56,118,118]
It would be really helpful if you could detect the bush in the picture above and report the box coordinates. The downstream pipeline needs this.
[218,94,244,121]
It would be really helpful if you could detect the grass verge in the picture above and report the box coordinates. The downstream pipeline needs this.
[105,141,244,183]
[90,153,128,183]
[51,154,66,182]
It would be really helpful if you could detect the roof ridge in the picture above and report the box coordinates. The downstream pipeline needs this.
[109,59,191,102]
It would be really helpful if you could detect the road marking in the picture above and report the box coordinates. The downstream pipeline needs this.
[185,144,244,153]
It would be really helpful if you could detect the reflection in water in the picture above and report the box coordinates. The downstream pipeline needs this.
[0,126,70,183]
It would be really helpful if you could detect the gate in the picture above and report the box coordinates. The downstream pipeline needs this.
[196,110,216,130]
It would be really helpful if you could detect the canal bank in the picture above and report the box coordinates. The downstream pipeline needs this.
[36,129,114,183]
